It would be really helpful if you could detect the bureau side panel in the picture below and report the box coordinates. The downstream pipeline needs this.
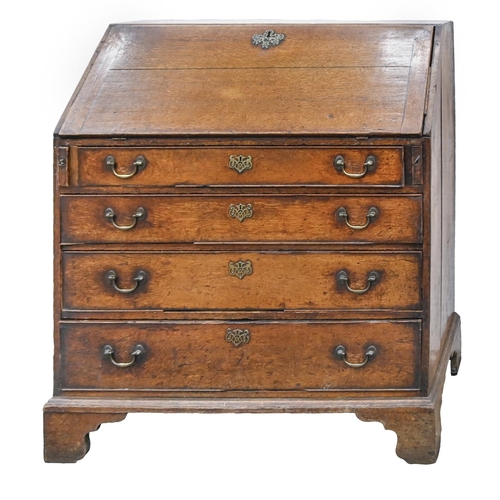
[428,81,442,387]
[439,23,456,351]
[427,23,456,387]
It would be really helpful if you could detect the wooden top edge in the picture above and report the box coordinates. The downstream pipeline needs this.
[54,132,427,139]
[110,20,451,26]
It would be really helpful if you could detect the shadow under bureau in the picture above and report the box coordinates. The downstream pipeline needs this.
[44,22,461,464]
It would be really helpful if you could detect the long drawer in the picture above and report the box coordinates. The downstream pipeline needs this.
[61,195,422,244]
[75,147,404,187]
[62,251,421,311]
[59,321,421,391]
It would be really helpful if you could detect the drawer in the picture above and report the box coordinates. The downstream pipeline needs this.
[62,251,421,312]
[75,147,404,187]
[60,321,421,391]
[61,195,422,244]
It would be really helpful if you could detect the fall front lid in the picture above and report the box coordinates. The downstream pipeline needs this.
[56,23,434,137]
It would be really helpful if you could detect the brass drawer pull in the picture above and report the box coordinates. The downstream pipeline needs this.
[103,344,145,368]
[229,155,253,174]
[107,270,146,294]
[228,203,253,222]
[336,206,378,230]
[104,207,146,230]
[334,345,377,368]
[226,328,250,347]
[228,260,253,280]
[334,155,377,178]
[105,155,147,179]
[338,270,379,294]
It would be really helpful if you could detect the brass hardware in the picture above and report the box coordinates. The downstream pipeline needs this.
[334,155,377,178]
[336,206,378,230]
[103,344,145,368]
[107,270,146,294]
[228,260,253,280]
[251,29,286,49]
[338,270,379,294]
[56,146,69,187]
[228,203,253,222]
[104,207,146,230]
[105,155,147,179]
[334,345,377,368]
[225,328,250,347]
[229,155,253,174]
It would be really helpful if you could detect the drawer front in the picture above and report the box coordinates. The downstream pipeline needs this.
[76,147,404,187]
[61,195,422,244]
[62,252,421,311]
[60,321,421,391]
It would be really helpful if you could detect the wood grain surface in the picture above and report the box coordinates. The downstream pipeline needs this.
[59,321,421,391]
[61,251,422,311]
[44,412,127,463]
[56,24,433,136]
[75,147,404,187]
[61,194,421,244]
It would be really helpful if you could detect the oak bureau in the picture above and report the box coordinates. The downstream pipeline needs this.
[44,22,461,464]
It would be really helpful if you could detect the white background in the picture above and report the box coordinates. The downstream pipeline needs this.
[2,1,497,498]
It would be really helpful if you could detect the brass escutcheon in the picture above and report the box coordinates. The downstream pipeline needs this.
[251,29,286,49]
[225,328,250,347]
[228,203,253,222]
[229,155,253,174]
[228,260,253,280]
